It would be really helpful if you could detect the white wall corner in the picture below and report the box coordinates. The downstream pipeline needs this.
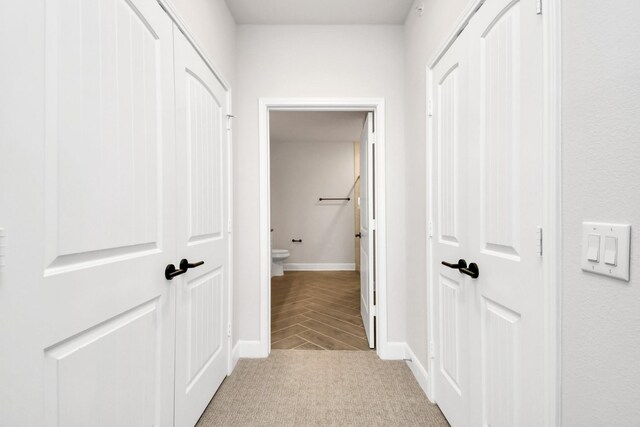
[378,341,407,360]
[405,344,433,403]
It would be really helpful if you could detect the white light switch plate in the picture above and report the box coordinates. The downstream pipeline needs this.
[581,222,631,281]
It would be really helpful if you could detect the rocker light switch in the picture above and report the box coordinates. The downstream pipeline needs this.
[587,234,600,262]
[603,236,618,266]
[581,222,631,281]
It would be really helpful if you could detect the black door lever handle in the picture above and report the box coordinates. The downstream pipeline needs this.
[180,259,205,271]
[165,264,187,280]
[460,263,480,279]
[441,259,467,269]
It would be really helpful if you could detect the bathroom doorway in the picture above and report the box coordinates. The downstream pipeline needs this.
[269,111,368,350]
[258,99,389,356]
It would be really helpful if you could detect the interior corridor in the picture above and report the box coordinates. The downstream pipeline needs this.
[270,271,369,350]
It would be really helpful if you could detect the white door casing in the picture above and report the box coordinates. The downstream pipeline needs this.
[359,112,375,349]
[430,0,546,425]
[173,28,230,427]
[430,28,472,427]
[0,0,177,424]
[258,99,388,358]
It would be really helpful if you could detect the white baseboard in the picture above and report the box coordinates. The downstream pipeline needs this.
[235,340,266,359]
[405,344,433,402]
[230,341,241,373]
[284,263,356,271]
[230,340,268,375]
[378,341,407,360]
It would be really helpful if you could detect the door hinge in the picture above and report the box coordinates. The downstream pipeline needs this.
[226,114,235,131]
[427,99,433,117]
[370,219,376,230]
[536,0,542,14]
[428,221,434,238]
[371,304,377,317]
[228,219,233,234]
[429,341,435,359]
[227,323,232,338]
[536,226,543,257]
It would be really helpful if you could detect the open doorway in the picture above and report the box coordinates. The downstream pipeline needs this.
[258,99,388,357]
[269,111,369,350]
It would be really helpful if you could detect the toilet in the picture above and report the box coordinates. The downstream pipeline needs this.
[271,249,290,277]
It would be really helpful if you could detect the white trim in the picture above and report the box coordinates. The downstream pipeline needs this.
[428,0,485,69]
[233,340,264,359]
[405,344,434,403]
[283,263,355,271]
[258,99,271,358]
[259,98,388,359]
[226,101,234,376]
[231,341,241,372]
[542,0,562,425]
[378,341,407,360]
[425,65,437,403]
[425,1,562,424]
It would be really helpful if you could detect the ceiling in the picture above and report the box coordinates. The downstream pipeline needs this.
[270,111,367,143]
[224,0,415,25]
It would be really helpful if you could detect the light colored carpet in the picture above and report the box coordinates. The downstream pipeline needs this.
[196,350,450,427]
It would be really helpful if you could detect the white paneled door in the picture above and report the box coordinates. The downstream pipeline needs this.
[0,1,231,425]
[431,0,545,425]
[467,0,545,424]
[0,0,177,425]
[430,28,472,427]
[173,29,230,427]
[359,112,375,348]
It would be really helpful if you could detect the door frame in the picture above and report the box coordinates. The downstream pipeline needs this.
[257,98,390,358]
[425,0,562,424]
[157,0,235,376]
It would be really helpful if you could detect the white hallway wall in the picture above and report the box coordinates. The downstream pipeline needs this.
[561,0,640,424]
[271,140,356,267]
[234,25,406,348]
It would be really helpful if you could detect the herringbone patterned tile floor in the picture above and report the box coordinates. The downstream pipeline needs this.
[270,271,370,350]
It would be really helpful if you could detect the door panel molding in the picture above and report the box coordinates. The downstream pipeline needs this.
[439,275,462,394]
[481,296,521,426]
[44,298,162,426]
